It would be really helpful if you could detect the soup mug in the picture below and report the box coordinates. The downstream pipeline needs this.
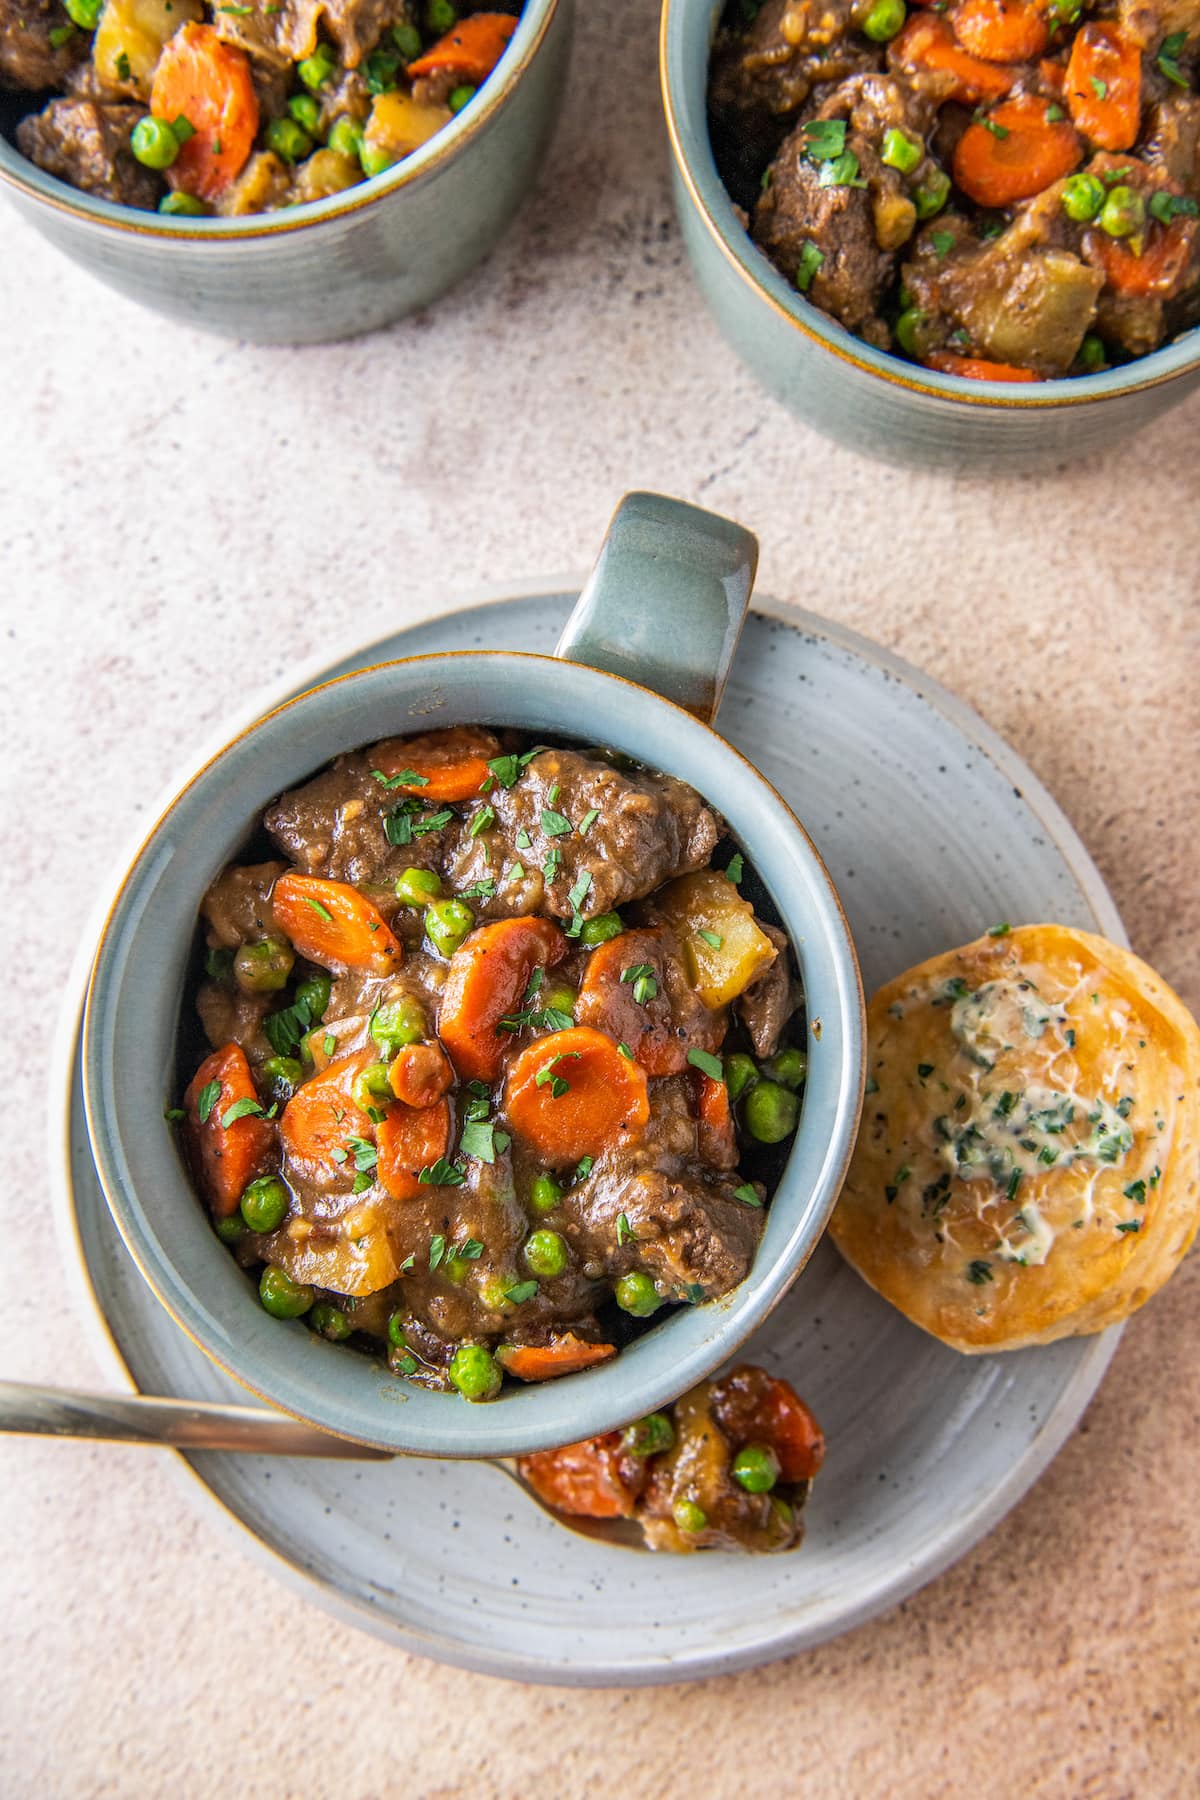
[82,491,865,1457]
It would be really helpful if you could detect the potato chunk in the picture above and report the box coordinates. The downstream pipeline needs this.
[364,91,452,162]
[656,869,777,1009]
[94,0,202,98]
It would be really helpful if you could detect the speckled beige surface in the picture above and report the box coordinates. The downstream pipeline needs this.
[2,2,1199,1793]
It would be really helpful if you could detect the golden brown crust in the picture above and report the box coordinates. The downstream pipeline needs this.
[829,925,1200,1352]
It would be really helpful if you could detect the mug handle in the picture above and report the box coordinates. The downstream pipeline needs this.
[555,492,759,723]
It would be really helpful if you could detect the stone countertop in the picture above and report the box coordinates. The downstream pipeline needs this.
[1,1,1197,1793]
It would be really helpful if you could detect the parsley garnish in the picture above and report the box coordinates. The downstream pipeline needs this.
[795,239,824,292]
[461,877,496,900]
[725,852,743,884]
[1045,102,1065,122]
[468,804,495,839]
[616,1212,635,1245]
[732,1183,763,1208]
[1150,190,1199,224]
[302,896,333,922]
[801,118,848,162]
[966,1260,994,1284]
[687,1048,724,1081]
[1157,30,1188,85]
[540,808,572,837]
[323,1032,336,1058]
[1089,75,1108,98]
[535,1051,580,1098]
[418,1157,466,1186]
[617,1042,634,1060]
[1123,1179,1146,1204]
[697,928,723,949]
[196,1080,221,1124]
[1116,1220,1141,1233]
[575,1155,594,1181]
[931,230,954,257]
[115,49,131,79]
[988,922,1011,939]
[461,1119,500,1163]
[485,753,521,788]
[621,962,658,1005]
[577,808,599,835]
[505,1279,539,1304]
[48,22,74,45]
[163,1107,185,1122]
[564,870,593,939]
[221,1096,269,1128]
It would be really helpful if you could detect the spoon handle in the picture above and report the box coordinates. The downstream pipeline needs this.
[0,1381,391,1459]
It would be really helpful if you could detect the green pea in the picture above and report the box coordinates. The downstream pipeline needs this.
[327,116,364,162]
[204,945,235,987]
[351,1062,394,1111]
[240,1176,289,1234]
[371,995,426,1052]
[580,912,623,946]
[672,1497,707,1534]
[743,1079,800,1144]
[862,0,906,40]
[360,141,397,178]
[266,117,313,164]
[1076,332,1106,372]
[894,307,925,356]
[881,126,921,173]
[724,1052,759,1103]
[623,1413,675,1457]
[1061,172,1105,223]
[295,972,332,1021]
[914,169,950,218]
[260,1055,303,1105]
[386,1311,408,1348]
[395,865,443,906]
[426,0,458,32]
[309,1302,352,1341]
[732,1442,780,1494]
[425,897,475,956]
[288,93,324,137]
[763,1047,807,1090]
[215,1215,246,1245]
[478,1277,514,1312]
[64,0,102,24]
[449,1343,501,1402]
[445,1256,473,1285]
[1100,184,1144,239]
[298,42,338,90]
[530,1174,562,1214]
[615,1271,660,1317]
[524,1229,568,1278]
[540,981,577,1018]
[259,1265,313,1319]
[159,192,208,217]
[234,936,294,995]
[393,21,423,59]
[448,84,477,113]
[131,115,180,170]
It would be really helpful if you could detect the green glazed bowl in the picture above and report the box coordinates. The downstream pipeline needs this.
[660,0,1200,472]
[0,0,570,344]
[80,492,865,1459]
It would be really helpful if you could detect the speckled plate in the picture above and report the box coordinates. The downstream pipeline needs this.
[51,584,1126,1686]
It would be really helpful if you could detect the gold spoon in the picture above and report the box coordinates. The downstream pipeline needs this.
[0,1380,645,1545]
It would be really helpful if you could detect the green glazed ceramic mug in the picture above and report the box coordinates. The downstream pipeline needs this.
[660,0,1200,473]
[0,0,570,344]
[81,491,865,1458]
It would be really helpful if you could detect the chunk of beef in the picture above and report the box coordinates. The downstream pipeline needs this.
[709,0,882,197]
[563,1079,763,1301]
[736,922,803,1058]
[214,0,394,69]
[1114,0,1200,50]
[574,925,726,1075]
[263,752,456,886]
[195,982,272,1060]
[0,0,86,92]
[214,149,294,216]
[1141,90,1200,196]
[201,861,287,949]
[444,748,722,923]
[16,98,162,209]
[639,1377,804,1553]
[754,76,937,342]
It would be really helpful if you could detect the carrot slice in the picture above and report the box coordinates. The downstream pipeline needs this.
[388,1041,453,1108]
[1065,22,1141,152]
[272,873,402,975]
[151,23,258,202]
[369,726,500,802]
[184,1042,274,1218]
[504,1026,650,1165]
[497,1335,618,1383]
[517,1433,645,1517]
[1038,57,1067,96]
[757,1378,826,1483]
[924,350,1041,380]
[952,0,1047,64]
[377,1099,451,1201]
[279,1052,373,1183]
[890,14,1019,104]
[438,916,567,1083]
[1085,217,1198,296]
[695,1071,738,1169]
[575,928,724,1077]
[953,94,1081,206]
[405,12,518,83]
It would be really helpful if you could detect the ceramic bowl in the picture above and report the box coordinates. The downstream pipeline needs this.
[81,491,865,1458]
[0,0,570,345]
[660,0,1200,473]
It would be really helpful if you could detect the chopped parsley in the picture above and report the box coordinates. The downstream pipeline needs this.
[196,1080,222,1125]
[540,808,573,838]
[931,230,954,257]
[725,852,744,885]
[987,922,1011,938]
[323,1032,336,1058]
[577,808,599,836]
[732,1183,763,1208]
[1116,1220,1141,1234]
[980,115,1010,140]
[505,1280,539,1304]
[163,1106,185,1123]
[617,1042,634,1060]
[417,1157,466,1187]
[697,929,724,949]
[1157,30,1188,86]
[461,877,496,900]
[687,1047,724,1081]
[796,239,824,292]
[48,22,74,45]
[221,1096,269,1128]
[966,1260,994,1284]
[1149,190,1199,225]
[616,1212,635,1245]
[1089,75,1108,98]
[468,804,496,838]
[621,962,659,1005]
[800,118,848,162]
[461,1119,501,1163]
[535,1051,580,1098]
[1123,1179,1146,1204]
[575,1155,595,1181]
[484,753,521,789]
[302,896,334,922]
[1045,102,1065,122]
